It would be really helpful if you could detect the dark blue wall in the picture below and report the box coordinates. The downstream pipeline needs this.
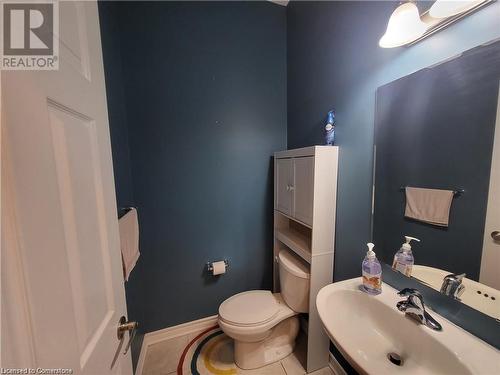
[100,1,287,334]
[287,1,500,282]
[99,2,134,209]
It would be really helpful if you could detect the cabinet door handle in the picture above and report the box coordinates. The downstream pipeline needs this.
[289,185,295,191]
[492,231,500,242]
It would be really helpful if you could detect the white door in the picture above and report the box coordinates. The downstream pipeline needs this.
[480,81,500,290]
[276,158,292,216]
[1,1,133,374]
[293,157,314,226]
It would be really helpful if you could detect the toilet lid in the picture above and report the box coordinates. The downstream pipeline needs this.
[219,290,279,326]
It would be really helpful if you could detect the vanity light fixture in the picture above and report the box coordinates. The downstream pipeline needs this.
[429,0,486,18]
[379,0,493,48]
[379,2,428,48]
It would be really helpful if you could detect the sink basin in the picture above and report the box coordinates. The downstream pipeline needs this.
[412,265,500,319]
[316,278,500,375]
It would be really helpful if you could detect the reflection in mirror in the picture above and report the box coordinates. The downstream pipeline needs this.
[373,41,500,320]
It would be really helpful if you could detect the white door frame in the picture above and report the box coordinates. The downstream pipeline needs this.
[480,81,500,290]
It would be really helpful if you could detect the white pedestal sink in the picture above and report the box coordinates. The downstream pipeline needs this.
[316,278,500,374]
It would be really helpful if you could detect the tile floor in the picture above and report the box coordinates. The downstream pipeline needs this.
[142,327,334,375]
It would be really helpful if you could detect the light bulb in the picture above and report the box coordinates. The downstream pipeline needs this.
[379,2,428,48]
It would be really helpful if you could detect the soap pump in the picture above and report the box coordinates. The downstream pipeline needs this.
[392,236,420,277]
[362,243,382,295]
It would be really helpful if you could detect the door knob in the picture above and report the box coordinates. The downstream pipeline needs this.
[111,316,138,369]
[491,231,500,242]
[117,316,138,355]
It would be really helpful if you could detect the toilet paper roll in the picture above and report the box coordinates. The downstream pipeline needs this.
[212,261,226,276]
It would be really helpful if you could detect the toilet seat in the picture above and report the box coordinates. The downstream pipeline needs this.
[219,290,279,327]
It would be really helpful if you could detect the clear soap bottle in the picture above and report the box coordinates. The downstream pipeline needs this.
[362,243,382,295]
[392,236,420,277]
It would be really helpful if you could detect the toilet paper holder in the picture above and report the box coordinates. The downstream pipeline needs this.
[206,260,229,273]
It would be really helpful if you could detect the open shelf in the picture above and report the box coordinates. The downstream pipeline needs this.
[274,211,312,264]
[276,227,312,263]
[275,211,312,229]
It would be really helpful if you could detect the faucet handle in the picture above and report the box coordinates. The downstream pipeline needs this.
[447,273,466,282]
[398,288,422,298]
[397,287,424,315]
[396,288,443,331]
[456,284,465,299]
[440,273,466,299]
[397,288,425,312]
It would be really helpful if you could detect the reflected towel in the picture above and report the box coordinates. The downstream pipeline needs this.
[405,187,454,227]
[119,208,140,281]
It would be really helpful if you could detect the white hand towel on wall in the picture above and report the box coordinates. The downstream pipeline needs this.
[119,208,140,281]
[405,187,454,227]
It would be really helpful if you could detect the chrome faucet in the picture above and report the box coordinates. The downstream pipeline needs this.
[397,288,442,331]
[440,273,465,300]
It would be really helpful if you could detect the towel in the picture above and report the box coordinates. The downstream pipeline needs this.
[119,208,140,281]
[405,187,454,227]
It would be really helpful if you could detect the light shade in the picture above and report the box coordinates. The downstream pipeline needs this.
[379,2,428,48]
[429,0,485,19]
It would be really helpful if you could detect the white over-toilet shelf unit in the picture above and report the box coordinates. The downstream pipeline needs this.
[273,146,338,373]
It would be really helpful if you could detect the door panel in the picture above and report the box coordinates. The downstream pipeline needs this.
[1,2,132,373]
[293,157,314,226]
[58,1,91,80]
[276,158,292,215]
[48,102,115,367]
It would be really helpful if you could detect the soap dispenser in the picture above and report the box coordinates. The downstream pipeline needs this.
[362,243,382,295]
[392,236,420,277]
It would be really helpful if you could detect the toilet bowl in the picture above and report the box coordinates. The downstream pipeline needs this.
[218,249,310,369]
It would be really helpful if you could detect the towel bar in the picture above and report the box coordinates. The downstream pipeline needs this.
[399,187,464,196]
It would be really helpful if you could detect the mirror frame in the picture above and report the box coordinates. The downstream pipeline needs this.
[371,41,500,349]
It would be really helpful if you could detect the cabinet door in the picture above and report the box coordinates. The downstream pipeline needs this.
[293,157,314,226]
[276,158,292,215]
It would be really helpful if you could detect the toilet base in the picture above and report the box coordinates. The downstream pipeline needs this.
[234,316,299,370]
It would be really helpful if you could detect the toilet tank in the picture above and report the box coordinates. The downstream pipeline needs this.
[278,249,310,313]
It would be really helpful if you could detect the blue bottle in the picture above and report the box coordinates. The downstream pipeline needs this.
[325,110,335,145]
[362,243,382,295]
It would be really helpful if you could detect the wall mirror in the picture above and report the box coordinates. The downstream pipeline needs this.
[372,40,500,324]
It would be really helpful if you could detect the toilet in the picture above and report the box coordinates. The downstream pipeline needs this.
[218,249,310,369]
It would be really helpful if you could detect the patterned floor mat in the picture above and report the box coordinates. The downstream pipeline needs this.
[177,326,238,375]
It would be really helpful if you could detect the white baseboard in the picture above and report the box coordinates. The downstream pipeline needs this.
[328,352,348,375]
[144,315,219,346]
[135,315,218,375]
